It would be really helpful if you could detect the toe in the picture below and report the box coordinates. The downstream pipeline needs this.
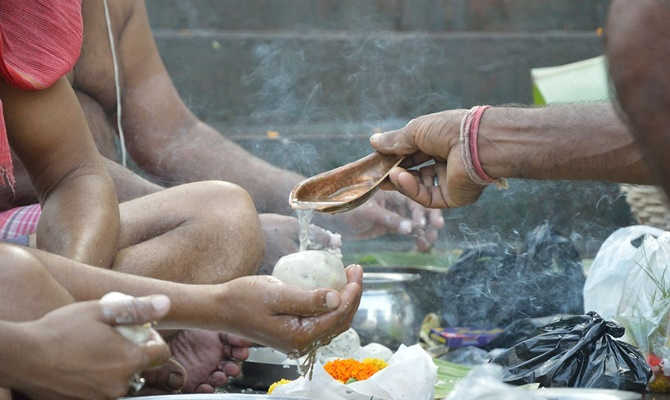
[195,384,215,393]
[209,371,229,387]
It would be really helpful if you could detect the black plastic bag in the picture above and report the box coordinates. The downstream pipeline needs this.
[439,223,585,329]
[483,315,573,350]
[492,312,651,392]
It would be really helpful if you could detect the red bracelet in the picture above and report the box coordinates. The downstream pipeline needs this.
[469,105,495,183]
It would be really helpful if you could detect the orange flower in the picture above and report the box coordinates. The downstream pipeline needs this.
[323,358,388,383]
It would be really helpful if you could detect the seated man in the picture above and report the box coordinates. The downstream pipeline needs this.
[0,0,445,255]
[0,242,362,399]
[0,0,350,394]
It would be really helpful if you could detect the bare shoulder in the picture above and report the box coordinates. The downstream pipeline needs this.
[73,0,138,111]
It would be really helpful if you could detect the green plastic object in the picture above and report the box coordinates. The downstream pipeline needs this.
[531,55,610,105]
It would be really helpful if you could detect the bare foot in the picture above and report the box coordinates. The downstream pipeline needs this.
[142,330,251,394]
[259,214,342,274]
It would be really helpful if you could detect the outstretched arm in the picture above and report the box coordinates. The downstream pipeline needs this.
[371,102,651,208]
[1,77,120,266]
[23,244,362,355]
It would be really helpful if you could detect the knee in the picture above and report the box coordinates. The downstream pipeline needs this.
[0,244,50,287]
[192,181,265,275]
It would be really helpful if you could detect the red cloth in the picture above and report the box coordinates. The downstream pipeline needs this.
[0,0,83,188]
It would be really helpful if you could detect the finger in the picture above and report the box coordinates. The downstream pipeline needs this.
[428,209,445,229]
[345,264,364,285]
[99,292,171,326]
[416,234,432,252]
[390,168,449,209]
[309,224,342,249]
[426,228,439,243]
[409,200,427,228]
[290,265,363,351]
[369,126,418,155]
[363,198,413,235]
[270,286,341,317]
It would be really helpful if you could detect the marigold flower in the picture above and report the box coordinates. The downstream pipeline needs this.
[323,358,388,383]
[267,378,292,394]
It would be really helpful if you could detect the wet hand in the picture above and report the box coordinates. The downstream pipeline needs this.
[220,265,363,356]
[370,110,486,208]
[18,294,171,400]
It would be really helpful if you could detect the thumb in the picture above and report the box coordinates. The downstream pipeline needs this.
[98,292,171,326]
[370,125,418,156]
[271,287,341,317]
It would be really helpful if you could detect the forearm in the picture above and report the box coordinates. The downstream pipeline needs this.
[478,103,653,184]
[136,120,302,214]
[103,158,163,202]
[27,247,225,331]
[0,321,32,388]
[37,171,120,267]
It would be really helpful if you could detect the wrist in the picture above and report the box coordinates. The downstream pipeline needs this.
[476,107,530,180]
[0,321,41,389]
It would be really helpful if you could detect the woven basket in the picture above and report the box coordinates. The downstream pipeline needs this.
[620,184,670,231]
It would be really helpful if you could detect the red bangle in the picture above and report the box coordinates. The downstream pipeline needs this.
[469,105,495,183]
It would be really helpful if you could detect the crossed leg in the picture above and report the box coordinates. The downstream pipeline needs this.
[109,181,264,393]
[113,180,264,284]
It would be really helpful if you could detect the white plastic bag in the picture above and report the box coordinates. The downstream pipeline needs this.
[616,231,670,361]
[583,225,670,391]
[272,344,437,400]
[446,364,543,400]
[583,225,665,320]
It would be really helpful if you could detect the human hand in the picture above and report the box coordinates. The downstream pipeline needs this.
[259,213,342,274]
[219,265,363,356]
[370,110,487,208]
[16,294,171,400]
[337,190,445,251]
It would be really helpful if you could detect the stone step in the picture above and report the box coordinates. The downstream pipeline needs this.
[146,0,610,32]
[154,30,604,130]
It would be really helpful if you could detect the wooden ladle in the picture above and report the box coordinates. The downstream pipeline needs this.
[289,152,404,214]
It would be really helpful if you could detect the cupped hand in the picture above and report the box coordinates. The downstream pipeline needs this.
[370,109,486,209]
[17,294,171,400]
[220,265,363,356]
[259,213,342,274]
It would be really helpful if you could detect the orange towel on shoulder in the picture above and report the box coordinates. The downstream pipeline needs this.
[0,0,83,187]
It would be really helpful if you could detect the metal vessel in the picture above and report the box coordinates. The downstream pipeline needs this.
[353,272,421,348]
